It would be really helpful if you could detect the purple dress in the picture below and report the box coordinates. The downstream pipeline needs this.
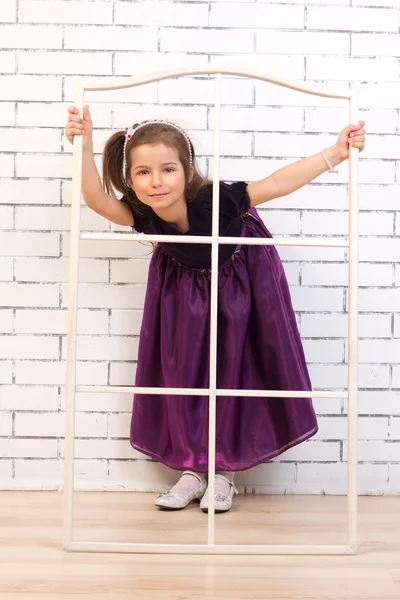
[124,182,318,473]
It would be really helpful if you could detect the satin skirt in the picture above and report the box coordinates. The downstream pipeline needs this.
[130,209,318,472]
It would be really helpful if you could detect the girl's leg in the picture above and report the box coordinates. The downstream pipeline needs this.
[215,471,234,496]
[168,471,206,494]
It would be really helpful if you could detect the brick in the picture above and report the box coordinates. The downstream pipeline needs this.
[62,335,139,361]
[0,25,62,48]
[0,438,57,458]
[15,360,107,385]
[278,244,345,262]
[390,418,400,439]
[160,28,254,53]
[0,102,15,125]
[353,0,400,5]
[0,75,61,101]
[108,413,130,439]
[15,411,107,438]
[0,155,14,177]
[15,258,108,283]
[302,263,393,287]
[255,132,336,158]
[0,309,13,333]
[0,283,59,307]
[306,57,399,82]
[112,105,207,131]
[115,52,207,76]
[60,438,133,460]
[0,335,59,359]
[354,340,400,364]
[395,315,400,337]
[0,385,59,410]
[239,463,297,494]
[359,289,400,312]
[302,313,392,339]
[0,412,12,436]
[0,179,60,205]
[16,154,71,178]
[359,82,400,109]
[65,26,157,51]
[109,361,137,386]
[110,310,143,336]
[305,108,397,135]
[0,460,13,482]
[210,3,303,28]
[0,128,60,153]
[217,107,303,132]
[281,441,340,462]
[303,339,344,363]
[19,51,113,76]
[115,1,208,27]
[307,7,398,32]
[296,463,346,494]
[0,258,13,281]
[259,210,301,235]
[344,441,400,462]
[210,54,305,79]
[0,0,16,23]
[392,367,400,389]
[61,283,146,310]
[353,34,400,57]
[158,78,253,106]
[357,391,400,416]
[0,206,13,229]
[108,459,179,491]
[290,287,344,311]
[15,206,108,231]
[0,232,59,257]
[18,102,112,128]
[19,0,112,24]
[65,390,133,413]
[309,364,390,390]
[258,31,348,55]
[63,77,158,105]
[0,51,15,73]
[0,361,12,383]
[110,260,149,285]
[62,234,151,259]
[15,308,108,334]
[255,80,349,108]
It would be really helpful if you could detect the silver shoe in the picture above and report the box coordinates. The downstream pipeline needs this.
[155,471,207,510]
[200,474,238,513]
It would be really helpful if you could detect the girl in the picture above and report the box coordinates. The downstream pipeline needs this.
[65,106,365,513]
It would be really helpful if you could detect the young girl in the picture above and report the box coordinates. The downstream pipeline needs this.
[65,107,365,513]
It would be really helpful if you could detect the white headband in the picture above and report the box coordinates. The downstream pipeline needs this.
[123,120,193,183]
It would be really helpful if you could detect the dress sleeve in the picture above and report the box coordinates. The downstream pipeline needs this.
[120,196,152,233]
[219,181,251,217]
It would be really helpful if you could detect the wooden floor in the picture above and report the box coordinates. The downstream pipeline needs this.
[0,492,399,599]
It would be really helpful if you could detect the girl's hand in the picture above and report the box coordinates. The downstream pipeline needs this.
[65,104,93,151]
[335,120,366,162]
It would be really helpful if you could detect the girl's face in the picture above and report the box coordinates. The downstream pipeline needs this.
[129,142,193,212]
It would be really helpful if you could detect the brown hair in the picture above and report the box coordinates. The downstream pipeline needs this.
[102,121,210,221]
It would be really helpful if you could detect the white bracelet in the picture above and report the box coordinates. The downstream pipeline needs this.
[322,148,338,174]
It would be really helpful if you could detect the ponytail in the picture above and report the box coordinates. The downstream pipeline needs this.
[102,131,128,197]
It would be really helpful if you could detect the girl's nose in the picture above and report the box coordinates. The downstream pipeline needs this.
[151,175,162,187]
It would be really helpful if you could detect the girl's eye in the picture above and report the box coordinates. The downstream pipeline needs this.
[137,170,148,175]
[164,167,174,173]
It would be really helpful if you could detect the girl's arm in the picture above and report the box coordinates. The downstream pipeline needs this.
[65,105,134,227]
[247,121,366,208]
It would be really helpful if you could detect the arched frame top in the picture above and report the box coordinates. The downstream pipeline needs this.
[76,65,352,100]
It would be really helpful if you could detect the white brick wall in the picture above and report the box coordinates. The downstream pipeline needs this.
[0,0,399,496]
